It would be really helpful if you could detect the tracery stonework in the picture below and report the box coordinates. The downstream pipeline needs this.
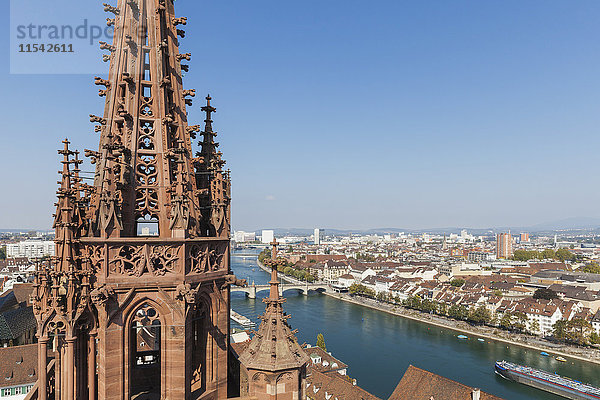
[32,1,244,399]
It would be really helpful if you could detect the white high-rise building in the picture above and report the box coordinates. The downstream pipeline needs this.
[261,230,274,244]
[6,240,55,259]
[233,231,256,243]
[314,228,320,245]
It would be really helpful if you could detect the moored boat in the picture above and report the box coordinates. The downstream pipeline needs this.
[457,334,468,340]
[556,356,567,362]
[541,351,549,357]
[495,360,600,400]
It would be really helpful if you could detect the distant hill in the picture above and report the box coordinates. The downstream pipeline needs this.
[248,217,600,237]
[527,217,600,231]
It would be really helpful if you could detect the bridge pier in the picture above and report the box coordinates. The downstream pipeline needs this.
[248,285,256,299]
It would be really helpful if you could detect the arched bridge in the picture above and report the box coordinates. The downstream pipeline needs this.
[231,283,329,299]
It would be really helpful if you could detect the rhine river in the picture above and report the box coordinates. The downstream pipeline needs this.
[230,251,600,400]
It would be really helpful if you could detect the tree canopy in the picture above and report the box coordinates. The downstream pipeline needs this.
[316,333,327,351]
[533,288,558,300]
[450,278,465,287]
[512,248,575,262]
[582,262,600,274]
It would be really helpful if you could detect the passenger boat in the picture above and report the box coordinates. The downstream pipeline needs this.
[457,335,468,340]
[495,360,600,400]
[556,356,567,362]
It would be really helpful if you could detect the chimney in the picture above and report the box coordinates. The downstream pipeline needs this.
[472,388,481,400]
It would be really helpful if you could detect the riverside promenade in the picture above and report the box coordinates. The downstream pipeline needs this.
[327,291,600,366]
[253,256,600,365]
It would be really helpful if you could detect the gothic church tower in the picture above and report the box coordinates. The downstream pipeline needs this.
[32,1,242,399]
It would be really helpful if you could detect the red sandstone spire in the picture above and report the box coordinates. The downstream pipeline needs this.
[86,0,230,239]
[195,95,231,237]
[268,239,281,300]
[239,240,309,399]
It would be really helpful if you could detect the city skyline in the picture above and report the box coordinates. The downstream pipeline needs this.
[1,1,599,230]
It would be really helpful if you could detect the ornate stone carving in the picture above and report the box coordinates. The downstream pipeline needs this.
[108,244,180,277]
[98,191,123,231]
[222,274,247,289]
[83,244,105,273]
[175,283,198,304]
[169,194,190,230]
[188,242,227,273]
[90,284,115,306]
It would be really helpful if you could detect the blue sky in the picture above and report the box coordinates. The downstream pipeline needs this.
[1,1,599,231]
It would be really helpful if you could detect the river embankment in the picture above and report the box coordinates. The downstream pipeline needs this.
[253,257,600,366]
[325,291,600,366]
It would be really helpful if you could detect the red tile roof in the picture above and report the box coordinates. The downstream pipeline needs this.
[0,344,37,388]
[388,365,504,400]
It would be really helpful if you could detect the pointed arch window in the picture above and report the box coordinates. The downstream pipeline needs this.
[130,304,161,397]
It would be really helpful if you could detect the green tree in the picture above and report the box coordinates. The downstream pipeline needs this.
[528,320,540,335]
[403,295,422,310]
[450,278,465,287]
[376,292,389,302]
[500,313,514,331]
[0,246,5,260]
[512,250,540,261]
[448,304,469,320]
[467,306,492,325]
[348,284,375,298]
[437,302,448,316]
[555,249,575,262]
[552,320,568,340]
[258,248,271,263]
[316,333,327,351]
[582,262,600,274]
[512,312,528,333]
[533,288,558,300]
[566,318,592,346]
[419,299,437,313]
[540,249,556,260]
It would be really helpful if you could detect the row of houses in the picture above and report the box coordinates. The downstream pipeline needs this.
[329,260,600,336]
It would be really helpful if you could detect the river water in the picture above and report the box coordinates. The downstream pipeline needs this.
[230,251,600,399]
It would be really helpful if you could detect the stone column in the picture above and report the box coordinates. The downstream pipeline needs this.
[55,337,61,400]
[88,333,97,400]
[66,337,75,400]
[38,337,49,400]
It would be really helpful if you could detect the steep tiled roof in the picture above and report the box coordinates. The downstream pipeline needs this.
[0,344,37,388]
[0,306,36,341]
[12,284,33,305]
[304,346,348,374]
[306,369,381,400]
[389,365,504,400]
[0,291,18,313]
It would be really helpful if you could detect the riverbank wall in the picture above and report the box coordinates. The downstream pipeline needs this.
[325,291,600,366]
[251,255,600,366]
